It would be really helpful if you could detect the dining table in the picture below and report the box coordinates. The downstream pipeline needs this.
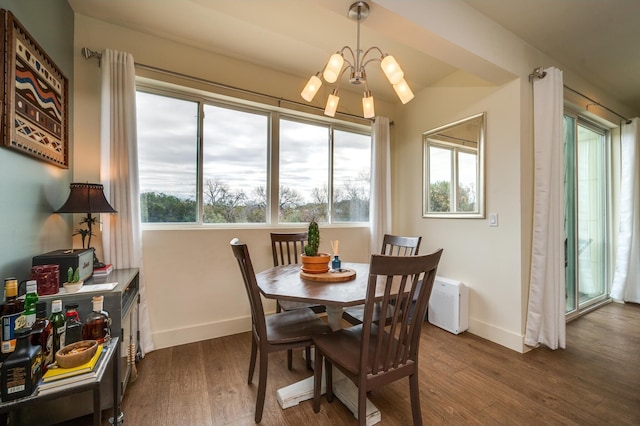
[255,262,382,425]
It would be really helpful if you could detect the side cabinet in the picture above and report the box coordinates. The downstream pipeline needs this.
[15,269,140,424]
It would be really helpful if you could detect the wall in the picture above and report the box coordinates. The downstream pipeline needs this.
[0,0,73,286]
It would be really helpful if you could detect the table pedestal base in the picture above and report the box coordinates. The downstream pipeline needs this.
[276,367,381,425]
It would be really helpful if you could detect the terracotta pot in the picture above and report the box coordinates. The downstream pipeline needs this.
[300,253,331,274]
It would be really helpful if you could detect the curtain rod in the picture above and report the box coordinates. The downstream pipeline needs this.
[529,66,632,124]
[80,47,371,124]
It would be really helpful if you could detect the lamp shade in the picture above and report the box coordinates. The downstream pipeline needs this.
[324,91,340,117]
[380,55,404,85]
[362,91,375,118]
[323,53,344,83]
[393,78,414,104]
[301,73,322,102]
[55,182,117,214]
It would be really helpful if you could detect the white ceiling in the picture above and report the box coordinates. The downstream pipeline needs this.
[68,0,640,116]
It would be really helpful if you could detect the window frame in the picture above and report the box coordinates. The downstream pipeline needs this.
[136,78,372,229]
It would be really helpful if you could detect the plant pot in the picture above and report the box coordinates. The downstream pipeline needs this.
[300,253,331,274]
[63,280,84,293]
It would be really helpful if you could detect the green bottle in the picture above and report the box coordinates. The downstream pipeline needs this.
[49,299,66,355]
[24,280,39,328]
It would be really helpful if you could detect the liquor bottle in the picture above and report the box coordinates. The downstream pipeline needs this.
[31,301,53,373]
[1,278,26,361]
[1,328,42,401]
[23,280,39,328]
[49,299,66,354]
[82,296,111,344]
[64,304,83,345]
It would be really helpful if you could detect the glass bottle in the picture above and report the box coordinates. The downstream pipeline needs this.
[1,328,42,401]
[24,280,39,328]
[49,299,66,354]
[31,301,53,373]
[332,255,341,270]
[82,296,111,344]
[1,278,26,361]
[64,304,83,346]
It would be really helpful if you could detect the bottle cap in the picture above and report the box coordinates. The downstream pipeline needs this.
[52,299,62,313]
[4,279,18,296]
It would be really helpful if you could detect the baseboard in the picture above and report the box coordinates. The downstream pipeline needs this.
[152,316,252,350]
[468,318,528,353]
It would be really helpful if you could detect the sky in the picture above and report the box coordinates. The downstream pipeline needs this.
[136,91,371,204]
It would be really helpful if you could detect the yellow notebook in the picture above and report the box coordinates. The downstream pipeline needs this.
[43,344,104,382]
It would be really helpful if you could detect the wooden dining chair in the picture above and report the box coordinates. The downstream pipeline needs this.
[342,234,422,325]
[230,239,332,423]
[312,249,443,426]
[271,232,326,370]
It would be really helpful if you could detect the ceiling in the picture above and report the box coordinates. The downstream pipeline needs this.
[67,0,640,116]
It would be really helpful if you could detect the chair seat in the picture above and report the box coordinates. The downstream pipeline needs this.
[313,324,412,377]
[278,299,326,314]
[266,308,331,344]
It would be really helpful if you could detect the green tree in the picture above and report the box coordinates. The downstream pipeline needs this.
[140,192,197,222]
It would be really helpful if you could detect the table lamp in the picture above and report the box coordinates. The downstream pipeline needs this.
[55,182,117,269]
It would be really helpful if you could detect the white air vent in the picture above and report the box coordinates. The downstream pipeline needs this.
[428,277,468,334]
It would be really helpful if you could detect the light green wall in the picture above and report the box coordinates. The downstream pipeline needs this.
[0,0,74,286]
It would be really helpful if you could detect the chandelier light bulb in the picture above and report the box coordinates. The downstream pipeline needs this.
[301,74,322,102]
[362,91,375,118]
[324,90,340,117]
[393,78,414,104]
[323,53,344,83]
[381,55,404,85]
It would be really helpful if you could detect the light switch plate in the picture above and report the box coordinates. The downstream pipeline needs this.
[489,213,498,227]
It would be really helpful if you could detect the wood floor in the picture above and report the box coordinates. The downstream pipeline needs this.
[78,302,640,425]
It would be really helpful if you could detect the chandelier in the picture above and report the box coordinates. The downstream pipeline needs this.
[301,1,414,118]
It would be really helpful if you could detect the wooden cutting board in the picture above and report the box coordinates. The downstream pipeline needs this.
[300,268,356,282]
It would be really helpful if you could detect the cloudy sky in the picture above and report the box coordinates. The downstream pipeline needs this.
[136,92,370,204]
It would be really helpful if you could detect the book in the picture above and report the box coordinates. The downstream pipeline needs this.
[42,344,104,383]
[93,264,114,276]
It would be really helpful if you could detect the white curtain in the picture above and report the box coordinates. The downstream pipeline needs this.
[611,118,640,303]
[369,116,391,253]
[100,49,155,356]
[525,67,566,350]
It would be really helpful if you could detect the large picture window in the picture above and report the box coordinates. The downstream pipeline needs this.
[136,84,371,225]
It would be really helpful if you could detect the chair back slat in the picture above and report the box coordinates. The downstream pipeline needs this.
[362,250,443,377]
[231,239,267,338]
[271,232,307,266]
[380,234,422,256]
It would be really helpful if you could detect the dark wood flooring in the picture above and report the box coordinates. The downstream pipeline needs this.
[73,301,640,425]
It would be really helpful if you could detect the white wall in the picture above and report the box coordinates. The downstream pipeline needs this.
[393,82,525,350]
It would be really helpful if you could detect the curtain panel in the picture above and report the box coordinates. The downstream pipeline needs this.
[369,116,391,253]
[100,49,155,356]
[524,67,566,350]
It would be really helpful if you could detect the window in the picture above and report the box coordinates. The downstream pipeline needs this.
[136,83,371,225]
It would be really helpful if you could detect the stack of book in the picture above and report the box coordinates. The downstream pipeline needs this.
[93,264,114,277]
[38,344,105,394]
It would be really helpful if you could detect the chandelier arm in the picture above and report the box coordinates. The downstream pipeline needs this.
[336,64,354,86]
[339,46,356,68]
[361,46,385,63]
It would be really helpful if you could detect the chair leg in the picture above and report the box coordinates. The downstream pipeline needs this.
[409,373,423,426]
[248,337,257,384]
[287,349,293,370]
[313,346,323,413]
[324,355,333,403]
[305,346,312,370]
[357,387,367,426]
[255,350,269,423]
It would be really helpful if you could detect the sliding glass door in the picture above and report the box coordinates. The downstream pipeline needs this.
[564,114,610,315]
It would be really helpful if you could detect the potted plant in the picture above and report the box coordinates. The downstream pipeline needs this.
[300,220,331,274]
[63,266,84,292]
